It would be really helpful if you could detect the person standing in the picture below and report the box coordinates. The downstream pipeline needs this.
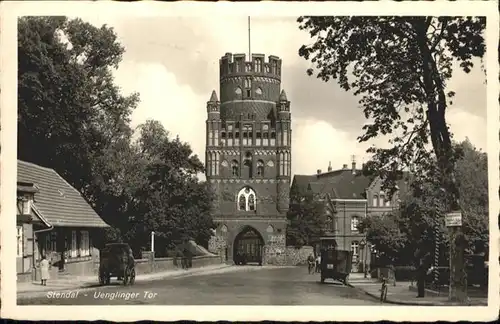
[315,254,321,273]
[416,258,426,298]
[40,255,50,286]
[307,253,315,274]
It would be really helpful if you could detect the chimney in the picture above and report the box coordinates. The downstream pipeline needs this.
[327,161,332,172]
[317,169,322,175]
[342,164,348,169]
[351,155,357,174]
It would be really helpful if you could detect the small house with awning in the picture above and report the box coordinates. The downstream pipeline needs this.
[17,160,110,282]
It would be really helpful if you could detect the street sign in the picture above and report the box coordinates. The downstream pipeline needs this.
[445,212,462,227]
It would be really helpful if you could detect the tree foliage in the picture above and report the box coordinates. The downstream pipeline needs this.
[297,16,486,208]
[286,191,326,247]
[18,16,214,255]
[360,140,489,265]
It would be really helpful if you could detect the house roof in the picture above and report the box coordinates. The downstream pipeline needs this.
[292,168,409,200]
[17,160,109,228]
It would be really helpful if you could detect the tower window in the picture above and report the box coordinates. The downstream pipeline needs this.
[257,160,264,176]
[245,63,252,72]
[237,186,257,212]
[228,132,233,146]
[244,78,252,98]
[234,132,240,146]
[242,125,252,146]
[271,60,277,74]
[256,132,262,146]
[263,132,269,146]
[255,58,262,73]
[221,132,226,146]
[231,160,239,177]
[270,132,276,146]
[255,87,263,95]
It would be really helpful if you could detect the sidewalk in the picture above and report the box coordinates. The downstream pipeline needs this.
[17,264,231,300]
[348,273,488,306]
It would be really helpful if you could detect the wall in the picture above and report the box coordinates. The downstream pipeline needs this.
[263,245,314,266]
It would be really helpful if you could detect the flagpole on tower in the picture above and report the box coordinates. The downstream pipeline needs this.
[248,16,251,59]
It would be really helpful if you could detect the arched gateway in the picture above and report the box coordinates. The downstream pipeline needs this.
[233,226,264,265]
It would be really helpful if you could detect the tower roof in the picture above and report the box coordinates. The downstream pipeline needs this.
[209,90,218,102]
[279,89,287,101]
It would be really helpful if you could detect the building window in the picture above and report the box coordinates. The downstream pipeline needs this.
[71,230,78,258]
[227,132,233,146]
[325,217,333,232]
[17,226,23,257]
[266,225,274,233]
[351,216,359,232]
[351,241,359,260]
[245,63,251,72]
[243,152,252,178]
[80,230,90,257]
[231,160,239,176]
[379,195,385,207]
[373,195,379,207]
[257,160,264,176]
[386,198,391,207]
[220,225,228,233]
[235,86,242,95]
[255,87,263,95]
[255,58,262,72]
[237,187,257,211]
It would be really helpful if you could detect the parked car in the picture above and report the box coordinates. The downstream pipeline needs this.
[99,243,136,286]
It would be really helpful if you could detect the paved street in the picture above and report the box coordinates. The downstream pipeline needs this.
[18,266,387,305]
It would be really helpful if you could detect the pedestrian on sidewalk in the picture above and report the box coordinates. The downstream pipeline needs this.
[416,258,426,298]
[315,254,321,273]
[39,255,50,286]
[307,254,315,274]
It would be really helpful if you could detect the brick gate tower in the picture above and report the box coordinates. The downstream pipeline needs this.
[206,53,291,265]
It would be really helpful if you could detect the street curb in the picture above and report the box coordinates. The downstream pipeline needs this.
[348,283,488,306]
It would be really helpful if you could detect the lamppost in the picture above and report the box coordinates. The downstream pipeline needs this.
[360,239,367,278]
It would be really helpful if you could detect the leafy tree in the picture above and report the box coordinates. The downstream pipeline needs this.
[18,16,139,216]
[454,139,489,254]
[358,213,408,266]
[129,120,215,253]
[361,139,488,266]
[18,17,215,254]
[287,190,326,247]
[297,16,486,209]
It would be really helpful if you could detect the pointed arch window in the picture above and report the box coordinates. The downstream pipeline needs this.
[239,195,246,210]
[242,125,253,146]
[373,195,379,207]
[237,187,257,212]
[231,160,239,177]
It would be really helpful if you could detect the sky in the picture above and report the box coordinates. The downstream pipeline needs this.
[80,15,487,178]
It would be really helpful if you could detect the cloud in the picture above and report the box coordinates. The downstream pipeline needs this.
[291,118,372,175]
[89,16,487,178]
[113,60,208,164]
